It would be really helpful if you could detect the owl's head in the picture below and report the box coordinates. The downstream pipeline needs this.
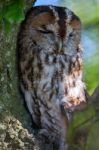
[20,5,81,55]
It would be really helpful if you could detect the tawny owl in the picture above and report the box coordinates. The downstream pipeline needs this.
[17,5,86,150]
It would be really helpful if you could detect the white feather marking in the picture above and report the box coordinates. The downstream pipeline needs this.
[21,85,33,114]
[65,8,72,23]
[49,6,59,21]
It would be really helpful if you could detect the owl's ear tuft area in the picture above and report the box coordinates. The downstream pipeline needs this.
[70,15,81,30]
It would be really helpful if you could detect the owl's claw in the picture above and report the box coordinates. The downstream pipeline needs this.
[61,98,86,121]
[62,99,86,110]
[60,102,73,121]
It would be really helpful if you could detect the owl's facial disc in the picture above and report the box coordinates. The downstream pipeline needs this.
[31,11,55,28]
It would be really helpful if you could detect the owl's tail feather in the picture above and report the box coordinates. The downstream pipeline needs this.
[37,129,67,150]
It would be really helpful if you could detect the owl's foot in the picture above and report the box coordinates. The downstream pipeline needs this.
[61,97,86,120]
[62,95,86,109]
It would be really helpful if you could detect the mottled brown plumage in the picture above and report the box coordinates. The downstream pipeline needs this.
[17,5,86,150]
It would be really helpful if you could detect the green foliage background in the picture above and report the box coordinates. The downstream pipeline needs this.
[0,0,25,32]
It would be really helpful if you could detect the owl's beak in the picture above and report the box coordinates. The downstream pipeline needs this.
[55,38,63,53]
[58,40,63,52]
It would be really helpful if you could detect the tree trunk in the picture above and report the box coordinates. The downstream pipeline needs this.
[0,1,41,149]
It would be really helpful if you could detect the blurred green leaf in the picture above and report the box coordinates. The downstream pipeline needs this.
[86,121,99,150]
[72,0,99,27]
[4,1,25,23]
[0,0,26,32]
[67,104,95,144]
[72,106,95,128]
[84,52,99,94]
